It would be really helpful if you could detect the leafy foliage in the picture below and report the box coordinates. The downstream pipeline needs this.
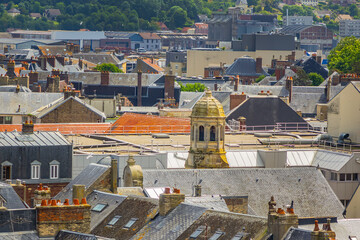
[256,75,265,83]
[94,63,123,73]
[293,69,312,86]
[308,72,324,86]
[178,81,206,92]
[328,36,360,74]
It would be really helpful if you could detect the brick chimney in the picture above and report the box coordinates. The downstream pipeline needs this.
[275,67,285,81]
[36,198,91,237]
[6,60,16,78]
[100,71,110,86]
[79,59,83,69]
[22,121,34,134]
[194,185,201,197]
[326,77,332,102]
[33,83,42,92]
[164,75,175,99]
[311,219,336,240]
[256,57,262,74]
[0,74,9,85]
[55,55,65,66]
[230,93,247,110]
[59,71,69,84]
[46,75,60,92]
[63,89,76,100]
[267,197,298,240]
[159,188,185,216]
[39,55,47,70]
[33,183,51,207]
[51,69,60,77]
[73,184,85,202]
[214,83,218,91]
[285,77,293,103]
[234,76,239,92]
[111,159,118,194]
[47,56,56,68]
[137,70,142,106]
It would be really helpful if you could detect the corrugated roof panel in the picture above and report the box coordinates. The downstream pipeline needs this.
[287,150,315,166]
[0,131,70,147]
[312,150,352,171]
[227,151,264,168]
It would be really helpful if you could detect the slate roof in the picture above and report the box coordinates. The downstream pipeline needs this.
[0,231,39,240]
[132,203,208,240]
[30,96,106,119]
[284,227,311,240]
[56,230,112,240]
[141,167,345,218]
[73,53,121,65]
[86,190,127,231]
[185,196,230,212]
[55,163,110,202]
[208,14,232,23]
[179,91,204,108]
[177,210,268,240]
[295,57,328,79]
[280,25,312,34]
[0,92,63,114]
[0,182,27,209]
[0,85,31,93]
[225,56,269,77]
[0,131,70,147]
[226,97,308,126]
[92,196,159,239]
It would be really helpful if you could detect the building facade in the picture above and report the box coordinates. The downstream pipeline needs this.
[339,20,360,37]
[283,16,313,26]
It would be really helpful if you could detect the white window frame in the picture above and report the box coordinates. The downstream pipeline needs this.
[50,164,59,179]
[31,165,40,179]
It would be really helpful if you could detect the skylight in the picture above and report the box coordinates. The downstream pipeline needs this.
[123,218,138,229]
[107,215,121,226]
[209,231,224,240]
[231,232,245,240]
[92,203,107,212]
[190,226,205,239]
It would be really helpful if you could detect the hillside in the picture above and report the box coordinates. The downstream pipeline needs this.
[0,0,235,31]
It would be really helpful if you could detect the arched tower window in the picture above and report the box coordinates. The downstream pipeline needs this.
[199,126,204,141]
[210,126,216,141]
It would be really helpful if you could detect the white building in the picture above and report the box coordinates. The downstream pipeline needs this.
[283,16,313,26]
[301,0,318,6]
[339,19,360,37]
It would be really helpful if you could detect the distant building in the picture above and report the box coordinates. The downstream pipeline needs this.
[283,16,313,26]
[44,9,61,20]
[301,0,318,6]
[166,50,187,76]
[335,14,353,22]
[30,13,41,19]
[332,0,356,6]
[194,23,208,34]
[280,25,333,51]
[158,33,207,50]
[7,8,20,17]
[339,19,360,37]
[138,33,161,51]
[10,30,52,39]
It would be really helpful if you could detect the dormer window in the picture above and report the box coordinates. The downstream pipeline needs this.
[31,160,41,179]
[49,160,59,179]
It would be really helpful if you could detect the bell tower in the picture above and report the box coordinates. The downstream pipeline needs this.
[186,90,229,168]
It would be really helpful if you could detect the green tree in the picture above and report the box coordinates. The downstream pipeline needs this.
[167,6,187,29]
[328,36,360,73]
[308,73,324,86]
[178,82,206,92]
[349,4,359,17]
[94,63,123,73]
[293,69,312,86]
[256,75,265,83]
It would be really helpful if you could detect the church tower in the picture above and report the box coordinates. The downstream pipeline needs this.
[186,90,229,168]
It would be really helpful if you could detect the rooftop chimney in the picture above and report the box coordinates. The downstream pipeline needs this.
[111,159,118,194]
[100,71,110,85]
[285,77,293,103]
[311,218,336,240]
[159,188,185,216]
[29,71,39,85]
[47,56,56,68]
[256,58,262,74]
[234,76,239,92]
[33,184,51,207]
[55,55,65,66]
[326,77,332,102]
[73,184,85,203]
[194,185,201,197]
[164,74,175,99]
[6,60,16,78]
[230,93,247,110]
[22,121,34,134]
[137,70,142,106]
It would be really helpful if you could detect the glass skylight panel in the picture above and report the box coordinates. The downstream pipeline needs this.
[231,232,245,240]
[107,215,121,226]
[190,226,205,239]
[209,231,224,240]
[92,203,107,212]
[123,218,138,229]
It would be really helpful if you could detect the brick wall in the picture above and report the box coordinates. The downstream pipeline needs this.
[223,196,248,214]
[40,98,103,123]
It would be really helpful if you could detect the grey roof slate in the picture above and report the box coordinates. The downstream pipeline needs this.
[0,92,63,114]
[284,227,311,240]
[55,230,113,240]
[86,190,127,231]
[0,85,32,93]
[73,53,121,65]
[131,203,207,240]
[55,163,110,202]
[179,92,204,109]
[225,56,269,77]
[185,196,230,212]
[0,231,39,240]
[0,131,70,147]
[31,96,106,119]
[142,167,344,218]
[0,182,26,209]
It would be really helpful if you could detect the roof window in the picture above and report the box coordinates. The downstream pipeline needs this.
[123,218,138,229]
[92,203,107,212]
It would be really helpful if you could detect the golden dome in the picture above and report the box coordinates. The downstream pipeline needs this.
[191,90,225,118]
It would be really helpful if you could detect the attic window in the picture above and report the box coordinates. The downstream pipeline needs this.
[92,203,107,212]
[190,226,205,239]
[232,232,245,240]
[209,231,224,240]
[107,215,121,226]
[123,218,138,229]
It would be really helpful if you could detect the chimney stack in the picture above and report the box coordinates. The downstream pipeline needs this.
[33,184,51,207]
[111,159,118,194]
[230,93,247,110]
[73,184,85,202]
[159,188,185,216]
[285,77,293,103]
[47,56,56,68]
[22,121,34,134]
[164,74,175,99]
[194,185,202,197]
[137,70,142,106]
[234,76,239,92]
[55,55,65,66]
[214,83,218,91]
[311,218,336,240]
[59,71,69,84]
[39,55,47,70]
[326,77,332,102]
[6,60,16,78]
[256,58,262,74]
[100,71,110,86]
